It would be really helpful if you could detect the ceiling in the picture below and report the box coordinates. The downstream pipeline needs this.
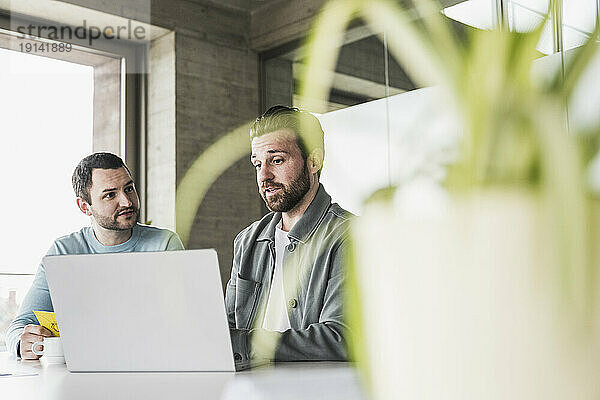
[192,0,283,13]
[443,0,594,54]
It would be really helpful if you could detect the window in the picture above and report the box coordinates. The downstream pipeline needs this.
[0,22,142,350]
[0,45,94,350]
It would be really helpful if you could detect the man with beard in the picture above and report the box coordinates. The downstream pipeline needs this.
[226,106,353,362]
[6,152,183,359]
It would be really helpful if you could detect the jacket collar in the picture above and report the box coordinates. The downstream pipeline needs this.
[256,183,331,244]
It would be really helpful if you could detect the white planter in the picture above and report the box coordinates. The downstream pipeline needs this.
[352,190,600,399]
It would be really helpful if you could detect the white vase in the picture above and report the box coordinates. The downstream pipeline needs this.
[352,190,600,399]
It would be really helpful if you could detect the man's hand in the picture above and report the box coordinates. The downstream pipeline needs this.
[19,324,53,360]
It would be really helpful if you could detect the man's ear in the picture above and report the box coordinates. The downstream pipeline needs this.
[76,197,92,216]
[308,149,324,174]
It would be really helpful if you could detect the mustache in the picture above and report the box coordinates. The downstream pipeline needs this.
[261,181,284,190]
[116,207,137,216]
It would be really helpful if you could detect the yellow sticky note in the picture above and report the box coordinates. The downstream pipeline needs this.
[33,311,60,337]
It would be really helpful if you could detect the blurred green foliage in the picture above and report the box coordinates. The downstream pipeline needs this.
[295,0,600,389]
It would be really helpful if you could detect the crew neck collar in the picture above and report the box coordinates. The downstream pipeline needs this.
[86,223,141,253]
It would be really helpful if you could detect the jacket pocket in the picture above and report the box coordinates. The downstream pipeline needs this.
[235,274,261,329]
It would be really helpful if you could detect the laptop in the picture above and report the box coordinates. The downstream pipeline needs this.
[43,249,259,372]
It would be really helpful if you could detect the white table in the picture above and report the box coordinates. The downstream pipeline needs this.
[0,352,366,400]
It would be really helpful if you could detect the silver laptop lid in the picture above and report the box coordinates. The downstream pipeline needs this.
[43,249,235,372]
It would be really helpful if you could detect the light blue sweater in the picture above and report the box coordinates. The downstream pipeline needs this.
[5,223,184,357]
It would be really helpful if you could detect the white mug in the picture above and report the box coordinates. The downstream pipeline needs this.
[31,337,63,358]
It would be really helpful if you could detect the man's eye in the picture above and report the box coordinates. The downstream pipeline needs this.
[104,193,115,199]
[125,186,134,193]
[272,158,283,164]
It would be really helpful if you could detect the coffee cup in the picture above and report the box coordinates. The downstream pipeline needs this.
[31,337,64,362]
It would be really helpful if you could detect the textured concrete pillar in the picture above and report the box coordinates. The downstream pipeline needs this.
[93,59,122,155]
[146,32,176,229]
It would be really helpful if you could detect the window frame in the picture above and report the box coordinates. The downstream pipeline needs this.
[0,11,148,223]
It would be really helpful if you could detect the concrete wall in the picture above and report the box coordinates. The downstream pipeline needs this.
[151,1,264,285]
[174,32,263,286]
[262,57,293,111]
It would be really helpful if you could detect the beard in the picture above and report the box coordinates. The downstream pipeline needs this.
[91,206,139,231]
[260,163,311,213]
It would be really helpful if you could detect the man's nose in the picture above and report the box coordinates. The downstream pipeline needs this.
[118,191,133,207]
[258,164,274,183]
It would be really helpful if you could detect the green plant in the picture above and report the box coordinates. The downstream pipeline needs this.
[293,0,600,392]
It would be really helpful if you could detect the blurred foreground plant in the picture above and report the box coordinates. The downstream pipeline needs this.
[295,0,600,396]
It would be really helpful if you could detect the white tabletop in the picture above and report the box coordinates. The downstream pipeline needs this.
[0,352,365,400]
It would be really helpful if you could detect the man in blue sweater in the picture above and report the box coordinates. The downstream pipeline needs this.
[6,152,183,359]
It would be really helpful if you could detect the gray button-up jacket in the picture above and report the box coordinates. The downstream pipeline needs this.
[225,184,353,361]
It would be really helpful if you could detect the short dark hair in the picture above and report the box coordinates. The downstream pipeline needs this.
[72,152,130,204]
[250,105,325,162]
